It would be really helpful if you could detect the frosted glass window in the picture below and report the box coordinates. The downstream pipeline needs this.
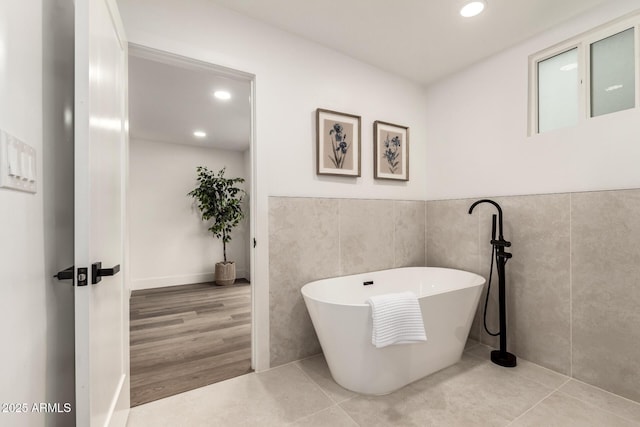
[538,48,579,133]
[590,28,635,117]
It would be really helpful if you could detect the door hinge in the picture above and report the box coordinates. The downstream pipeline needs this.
[253,238,257,248]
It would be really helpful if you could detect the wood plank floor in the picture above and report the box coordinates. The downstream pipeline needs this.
[130,280,252,406]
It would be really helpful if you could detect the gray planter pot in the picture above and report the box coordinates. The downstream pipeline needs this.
[215,261,236,286]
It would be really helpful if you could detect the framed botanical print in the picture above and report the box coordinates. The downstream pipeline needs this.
[316,108,361,177]
[374,121,409,181]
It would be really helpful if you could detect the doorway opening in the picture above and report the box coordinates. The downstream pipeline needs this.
[126,45,255,406]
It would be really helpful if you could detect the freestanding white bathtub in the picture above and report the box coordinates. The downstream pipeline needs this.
[301,267,485,395]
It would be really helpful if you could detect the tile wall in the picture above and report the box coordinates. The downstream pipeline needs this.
[426,189,640,403]
[268,189,640,403]
[268,197,425,366]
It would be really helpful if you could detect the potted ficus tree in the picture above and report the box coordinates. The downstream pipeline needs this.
[188,166,246,286]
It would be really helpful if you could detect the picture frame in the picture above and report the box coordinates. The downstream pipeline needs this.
[316,108,361,177]
[374,120,409,181]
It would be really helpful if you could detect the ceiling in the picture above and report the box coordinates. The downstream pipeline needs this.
[128,54,251,151]
[210,0,610,86]
[128,0,611,150]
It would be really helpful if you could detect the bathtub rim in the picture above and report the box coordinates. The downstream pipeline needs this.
[301,266,486,308]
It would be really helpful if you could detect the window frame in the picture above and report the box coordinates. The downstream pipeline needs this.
[528,11,640,136]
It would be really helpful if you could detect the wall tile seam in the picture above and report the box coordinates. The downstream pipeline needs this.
[424,200,428,267]
[338,199,342,276]
[393,201,397,268]
[569,192,573,378]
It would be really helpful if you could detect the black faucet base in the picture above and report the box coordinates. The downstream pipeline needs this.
[491,350,517,368]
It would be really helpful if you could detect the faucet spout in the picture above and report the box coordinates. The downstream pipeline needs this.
[469,199,504,239]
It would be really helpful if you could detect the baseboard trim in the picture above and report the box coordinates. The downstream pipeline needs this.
[132,270,248,290]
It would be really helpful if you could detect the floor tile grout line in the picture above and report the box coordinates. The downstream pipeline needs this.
[289,359,362,426]
[465,345,572,390]
[553,389,640,426]
[464,339,481,351]
[559,378,640,425]
[291,361,341,407]
[296,350,640,416]
[464,348,492,364]
[282,363,343,424]
[568,378,640,407]
[337,402,363,427]
[262,352,324,374]
[466,343,562,375]
[464,343,640,414]
[506,378,572,426]
[294,368,369,425]
[286,404,337,426]
[291,358,359,406]
[287,350,640,426]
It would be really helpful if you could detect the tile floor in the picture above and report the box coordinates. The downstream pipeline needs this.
[126,341,640,426]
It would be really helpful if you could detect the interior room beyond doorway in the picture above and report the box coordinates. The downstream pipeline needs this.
[127,46,254,406]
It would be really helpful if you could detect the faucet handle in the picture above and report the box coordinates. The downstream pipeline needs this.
[491,239,511,247]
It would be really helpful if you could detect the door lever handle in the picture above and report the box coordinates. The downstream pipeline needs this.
[54,266,74,281]
[92,262,121,285]
[54,266,89,286]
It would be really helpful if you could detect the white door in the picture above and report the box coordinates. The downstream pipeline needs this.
[75,0,129,425]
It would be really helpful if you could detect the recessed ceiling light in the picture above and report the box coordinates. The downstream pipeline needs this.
[193,130,207,138]
[460,0,486,18]
[214,90,231,100]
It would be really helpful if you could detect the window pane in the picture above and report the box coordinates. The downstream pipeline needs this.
[591,28,635,117]
[538,48,579,133]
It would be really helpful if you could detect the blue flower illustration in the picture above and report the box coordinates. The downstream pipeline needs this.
[328,122,350,169]
[383,133,401,174]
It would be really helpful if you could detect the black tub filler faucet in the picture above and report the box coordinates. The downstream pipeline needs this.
[469,199,517,368]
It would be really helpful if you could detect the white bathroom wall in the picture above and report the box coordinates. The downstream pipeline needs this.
[0,0,46,423]
[0,1,62,426]
[116,0,429,201]
[425,0,640,200]
[117,0,429,369]
[129,138,248,290]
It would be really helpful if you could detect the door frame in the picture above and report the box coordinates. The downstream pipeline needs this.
[124,44,262,370]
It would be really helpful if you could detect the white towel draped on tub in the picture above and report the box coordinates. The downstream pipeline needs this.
[366,291,427,348]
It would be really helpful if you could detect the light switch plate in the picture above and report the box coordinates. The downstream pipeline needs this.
[0,129,37,193]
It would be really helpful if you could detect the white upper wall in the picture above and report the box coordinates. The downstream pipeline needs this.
[0,0,48,422]
[129,138,249,289]
[117,0,429,201]
[425,0,640,200]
